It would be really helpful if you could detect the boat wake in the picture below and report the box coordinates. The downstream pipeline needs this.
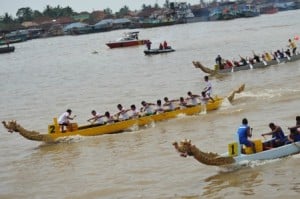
[219,97,233,110]
[239,87,300,101]
[56,135,84,143]
[217,158,282,172]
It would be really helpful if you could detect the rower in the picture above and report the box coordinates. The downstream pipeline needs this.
[115,104,130,121]
[87,110,105,125]
[140,101,155,116]
[187,91,200,106]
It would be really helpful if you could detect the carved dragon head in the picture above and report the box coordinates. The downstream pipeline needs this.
[2,120,19,133]
[173,139,195,157]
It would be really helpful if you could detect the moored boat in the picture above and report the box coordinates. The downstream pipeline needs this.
[139,19,176,28]
[106,31,149,48]
[144,47,175,55]
[0,46,15,54]
[193,53,300,75]
[173,138,300,167]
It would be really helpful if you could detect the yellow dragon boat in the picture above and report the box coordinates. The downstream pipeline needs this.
[2,85,244,143]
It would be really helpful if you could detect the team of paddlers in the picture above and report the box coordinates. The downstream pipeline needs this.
[57,76,213,132]
[215,37,298,70]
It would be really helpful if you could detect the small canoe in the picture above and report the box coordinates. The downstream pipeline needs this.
[144,48,175,55]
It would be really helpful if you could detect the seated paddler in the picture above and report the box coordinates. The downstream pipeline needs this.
[261,122,286,147]
[237,118,256,153]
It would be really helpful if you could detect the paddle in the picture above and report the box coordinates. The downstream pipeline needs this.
[247,60,253,69]
[262,59,267,66]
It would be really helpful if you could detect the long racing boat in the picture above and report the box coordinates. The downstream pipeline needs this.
[193,53,300,76]
[2,84,245,143]
[2,97,223,143]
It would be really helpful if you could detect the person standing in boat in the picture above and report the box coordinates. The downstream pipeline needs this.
[202,76,214,102]
[87,110,105,125]
[58,109,76,132]
[237,118,256,153]
[215,55,223,69]
[261,123,286,147]
[146,40,152,50]
[288,38,297,55]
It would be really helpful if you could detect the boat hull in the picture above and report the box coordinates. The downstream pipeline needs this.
[106,40,148,48]
[144,48,175,55]
[0,46,15,54]
[234,141,300,163]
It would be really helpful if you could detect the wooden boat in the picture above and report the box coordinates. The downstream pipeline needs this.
[2,84,245,143]
[106,31,149,48]
[144,47,175,55]
[193,53,300,75]
[173,138,300,167]
[1,98,223,142]
[0,46,15,54]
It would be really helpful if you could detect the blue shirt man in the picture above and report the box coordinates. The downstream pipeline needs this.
[237,118,256,153]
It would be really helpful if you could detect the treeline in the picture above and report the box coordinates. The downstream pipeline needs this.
[0,2,164,24]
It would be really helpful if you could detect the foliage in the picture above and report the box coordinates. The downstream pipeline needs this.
[115,5,130,18]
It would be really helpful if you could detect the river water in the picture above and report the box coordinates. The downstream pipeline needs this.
[1,10,300,199]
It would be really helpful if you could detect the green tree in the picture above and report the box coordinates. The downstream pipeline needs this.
[16,7,33,22]
[142,4,153,10]
[164,0,170,8]
[32,10,43,19]
[116,5,130,18]
[43,5,54,17]
[104,8,112,15]
[61,6,74,16]
[2,13,14,23]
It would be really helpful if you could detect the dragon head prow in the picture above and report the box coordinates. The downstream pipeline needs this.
[173,139,196,157]
[2,120,19,133]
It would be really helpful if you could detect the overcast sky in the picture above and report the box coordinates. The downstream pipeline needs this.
[0,0,202,17]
